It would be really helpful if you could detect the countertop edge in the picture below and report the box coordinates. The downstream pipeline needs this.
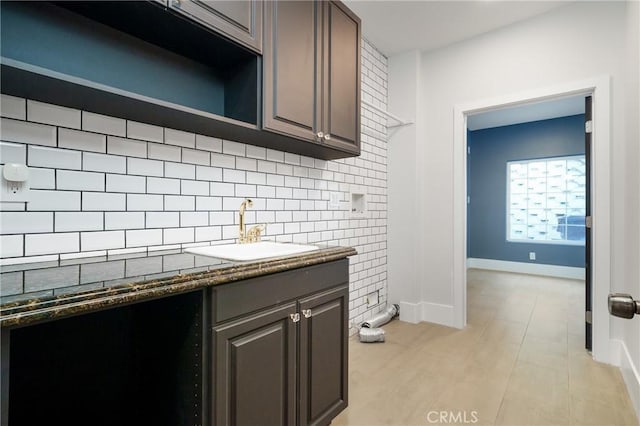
[1,246,357,328]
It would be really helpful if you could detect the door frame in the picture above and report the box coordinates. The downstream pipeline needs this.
[452,75,613,364]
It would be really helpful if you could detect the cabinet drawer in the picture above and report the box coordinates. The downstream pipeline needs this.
[211,259,348,324]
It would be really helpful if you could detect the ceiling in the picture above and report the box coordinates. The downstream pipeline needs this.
[466,95,586,130]
[343,0,571,56]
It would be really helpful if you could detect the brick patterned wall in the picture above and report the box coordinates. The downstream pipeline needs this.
[0,39,388,329]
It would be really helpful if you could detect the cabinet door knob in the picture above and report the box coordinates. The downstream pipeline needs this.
[302,309,312,318]
[172,0,181,7]
[323,134,331,141]
[290,313,300,323]
[316,131,324,139]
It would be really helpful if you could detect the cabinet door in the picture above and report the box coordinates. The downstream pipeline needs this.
[263,1,322,142]
[170,0,262,53]
[298,285,349,426]
[322,1,361,154]
[212,302,297,426]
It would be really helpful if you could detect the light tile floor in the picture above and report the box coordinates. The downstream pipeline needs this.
[334,269,639,426]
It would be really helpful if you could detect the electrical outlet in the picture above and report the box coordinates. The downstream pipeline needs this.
[1,165,30,203]
[529,252,536,261]
[329,192,341,209]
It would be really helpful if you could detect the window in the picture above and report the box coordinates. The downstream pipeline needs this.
[508,155,586,244]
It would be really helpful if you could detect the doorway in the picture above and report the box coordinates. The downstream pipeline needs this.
[452,76,613,364]
[464,95,589,347]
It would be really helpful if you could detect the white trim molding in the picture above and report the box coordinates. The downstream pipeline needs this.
[467,258,585,280]
[613,339,640,419]
[453,75,613,363]
[399,301,454,326]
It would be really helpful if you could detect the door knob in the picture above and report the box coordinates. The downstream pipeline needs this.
[608,293,640,319]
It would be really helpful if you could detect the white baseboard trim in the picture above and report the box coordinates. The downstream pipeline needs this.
[399,302,420,324]
[467,258,585,280]
[398,301,455,327]
[616,339,640,420]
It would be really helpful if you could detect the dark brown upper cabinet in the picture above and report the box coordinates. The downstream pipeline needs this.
[263,1,361,156]
[168,0,263,53]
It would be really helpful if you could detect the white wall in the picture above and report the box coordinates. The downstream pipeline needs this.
[0,39,390,330]
[388,0,639,412]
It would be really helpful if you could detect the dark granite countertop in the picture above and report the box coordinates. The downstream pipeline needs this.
[0,244,356,328]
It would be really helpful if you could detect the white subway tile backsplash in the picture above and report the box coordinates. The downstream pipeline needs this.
[55,212,103,232]
[147,177,180,195]
[181,180,209,196]
[180,211,208,227]
[0,95,26,120]
[266,174,284,186]
[210,211,234,225]
[146,212,179,228]
[0,141,26,164]
[257,160,277,174]
[276,163,293,176]
[127,194,163,211]
[257,185,276,198]
[58,128,106,153]
[164,227,194,244]
[196,165,222,182]
[246,172,266,185]
[266,149,284,163]
[27,100,80,129]
[222,140,245,156]
[276,187,293,199]
[165,128,195,148]
[25,232,79,256]
[83,192,126,211]
[266,199,284,210]
[182,148,210,166]
[57,170,105,191]
[165,162,195,179]
[105,212,145,230]
[246,146,266,160]
[223,169,245,183]
[284,153,300,166]
[107,136,147,158]
[127,121,163,143]
[0,118,56,147]
[165,195,195,211]
[28,167,55,189]
[126,229,162,247]
[83,152,127,174]
[195,134,222,152]
[235,184,256,198]
[195,196,221,211]
[0,212,53,234]
[128,157,163,177]
[81,230,124,251]
[106,174,146,193]
[235,157,257,171]
[211,153,235,169]
[82,112,126,136]
[210,182,234,197]
[28,145,81,170]
[27,190,80,211]
[195,226,221,242]
[148,142,181,162]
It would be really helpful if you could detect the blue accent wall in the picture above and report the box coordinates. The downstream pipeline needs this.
[467,114,586,268]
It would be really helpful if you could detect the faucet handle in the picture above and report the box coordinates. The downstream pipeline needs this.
[246,223,267,243]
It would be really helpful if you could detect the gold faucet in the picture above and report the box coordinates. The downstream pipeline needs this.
[238,198,253,243]
[238,199,266,244]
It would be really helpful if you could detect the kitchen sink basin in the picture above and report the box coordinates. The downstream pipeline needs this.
[185,241,319,261]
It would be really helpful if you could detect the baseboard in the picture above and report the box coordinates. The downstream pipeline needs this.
[617,339,640,420]
[399,302,420,324]
[398,301,455,327]
[467,258,585,280]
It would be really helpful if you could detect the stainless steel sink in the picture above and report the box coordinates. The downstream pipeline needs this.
[185,241,319,261]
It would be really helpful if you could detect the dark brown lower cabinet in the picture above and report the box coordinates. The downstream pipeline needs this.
[212,261,349,426]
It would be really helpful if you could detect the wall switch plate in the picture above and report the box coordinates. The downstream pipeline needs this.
[529,252,536,261]
[0,165,31,203]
